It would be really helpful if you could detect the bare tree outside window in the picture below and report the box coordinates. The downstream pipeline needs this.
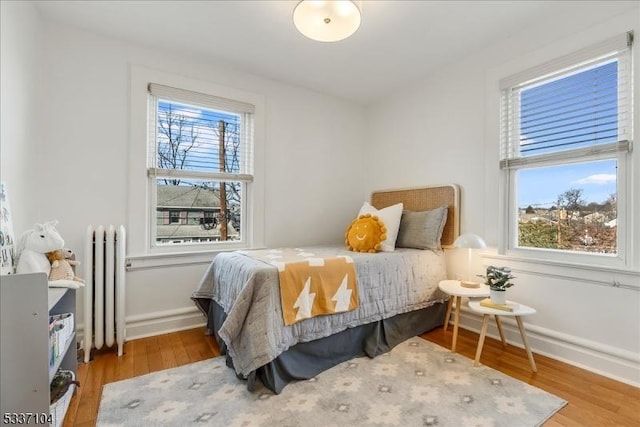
[157,104,198,186]
[557,188,586,217]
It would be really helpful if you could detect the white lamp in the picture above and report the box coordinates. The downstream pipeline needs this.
[454,233,487,287]
[293,0,361,42]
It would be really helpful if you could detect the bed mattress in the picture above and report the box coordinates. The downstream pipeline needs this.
[192,246,448,377]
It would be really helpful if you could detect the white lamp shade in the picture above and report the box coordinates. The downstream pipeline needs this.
[293,0,361,42]
[454,233,487,249]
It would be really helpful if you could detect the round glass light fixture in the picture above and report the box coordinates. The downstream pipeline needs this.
[293,0,361,42]
[454,233,487,249]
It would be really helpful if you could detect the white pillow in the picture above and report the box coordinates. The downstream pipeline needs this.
[358,202,404,252]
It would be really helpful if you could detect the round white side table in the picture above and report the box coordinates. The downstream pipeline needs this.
[438,280,490,352]
[468,299,537,372]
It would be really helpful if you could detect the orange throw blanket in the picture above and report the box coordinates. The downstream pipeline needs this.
[242,248,359,325]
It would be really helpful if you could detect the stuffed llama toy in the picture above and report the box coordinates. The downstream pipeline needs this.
[46,248,85,284]
[16,221,65,276]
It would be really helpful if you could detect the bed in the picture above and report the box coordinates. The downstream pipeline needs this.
[192,185,460,394]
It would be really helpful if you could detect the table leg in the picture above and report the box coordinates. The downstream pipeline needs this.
[474,314,490,367]
[494,315,507,348]
[444,296,454,332]
[451,296,462,352]
[515,316,537,372]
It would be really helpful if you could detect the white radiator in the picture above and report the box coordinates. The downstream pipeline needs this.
[83,225,126,363]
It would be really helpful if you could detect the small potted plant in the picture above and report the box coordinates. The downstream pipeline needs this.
[481,265,515,304]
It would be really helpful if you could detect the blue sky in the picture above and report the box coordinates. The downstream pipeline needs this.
[518,159,616,208]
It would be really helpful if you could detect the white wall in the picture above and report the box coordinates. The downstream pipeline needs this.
[13,21,365,339]
[366,5,640,386]
[0,2,42,234]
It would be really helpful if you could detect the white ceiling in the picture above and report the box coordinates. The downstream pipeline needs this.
[34,1,636,105]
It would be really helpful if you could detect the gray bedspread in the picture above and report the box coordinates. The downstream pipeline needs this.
[192,246,447,376]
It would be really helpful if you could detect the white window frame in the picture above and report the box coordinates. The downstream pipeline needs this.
[497,32,634,270]
[128,65,265,261]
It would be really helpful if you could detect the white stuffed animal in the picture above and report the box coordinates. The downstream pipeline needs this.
[16,221,65,276]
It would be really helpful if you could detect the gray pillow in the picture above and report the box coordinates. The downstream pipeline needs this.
[396,206,448,250]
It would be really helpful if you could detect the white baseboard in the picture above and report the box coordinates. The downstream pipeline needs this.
[454,306,640,388]
[124,306,207,340]
[77,306,206,346]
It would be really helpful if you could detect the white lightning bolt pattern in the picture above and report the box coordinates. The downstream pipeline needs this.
[332,274,352,312]
[308,258,325,266]
[294,277,316,321]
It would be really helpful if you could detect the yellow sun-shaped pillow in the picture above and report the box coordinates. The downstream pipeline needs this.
[345,214,387,253]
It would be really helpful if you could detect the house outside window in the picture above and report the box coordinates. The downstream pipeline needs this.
[499,32,633,266]
[147,83,254,249]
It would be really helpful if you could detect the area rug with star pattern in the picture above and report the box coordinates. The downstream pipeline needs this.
[97,337,566,426]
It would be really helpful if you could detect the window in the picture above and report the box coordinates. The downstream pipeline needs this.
[147,83,255,249]
[499,32,633,264]
[128,67,264,262]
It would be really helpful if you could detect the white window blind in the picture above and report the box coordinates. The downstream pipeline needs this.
[147,83,254,182]
[500,31,633,169]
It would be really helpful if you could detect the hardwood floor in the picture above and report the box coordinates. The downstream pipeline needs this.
[63,326,639,426]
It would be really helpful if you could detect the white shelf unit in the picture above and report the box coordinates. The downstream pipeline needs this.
[0,273,77,425]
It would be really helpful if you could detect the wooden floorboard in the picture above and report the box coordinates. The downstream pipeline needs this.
[63,325,639,426]
[157,334,178,370]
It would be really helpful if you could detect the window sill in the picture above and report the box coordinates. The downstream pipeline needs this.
[480,252,640,291]
[126,247,265,271]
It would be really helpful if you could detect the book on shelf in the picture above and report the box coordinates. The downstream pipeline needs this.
[479,298,518,312]
[48,313,74,368]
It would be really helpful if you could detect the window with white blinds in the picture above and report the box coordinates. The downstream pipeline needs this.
[147,83,255,247]
[499,32,633,262]
[148,83,254,181]
[500,32,632,168]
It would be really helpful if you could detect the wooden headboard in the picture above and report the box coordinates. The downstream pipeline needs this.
[370,185,460,249]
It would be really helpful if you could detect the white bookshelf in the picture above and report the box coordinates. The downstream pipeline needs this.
[0,273,77,425]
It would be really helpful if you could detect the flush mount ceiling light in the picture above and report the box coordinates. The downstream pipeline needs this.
[293,0,361,42]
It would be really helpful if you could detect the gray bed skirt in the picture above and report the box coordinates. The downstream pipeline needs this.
[205,300,446,394]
